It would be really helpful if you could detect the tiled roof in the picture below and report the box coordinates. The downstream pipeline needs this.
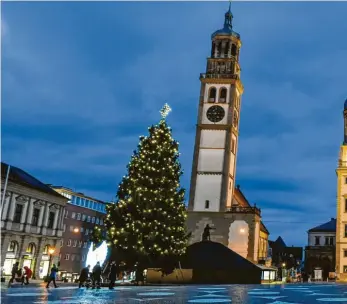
[308,218,336,233]
[234,186,269,235]
[269,236,286,248]
[260,221,269,234]
[234,187,251,207]
[1,162,65,199]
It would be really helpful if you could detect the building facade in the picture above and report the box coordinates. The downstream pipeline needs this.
[51,186,107,282]
[268,237,303,273]
[305,218,336,280]
[186,6,268,263]
[1,163,67,279]
[336,98,347,281]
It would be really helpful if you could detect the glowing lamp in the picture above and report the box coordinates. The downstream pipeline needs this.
[48,248,55,255]
[73,227,79,233]
[239,228,245,233]
[282,263,286,267]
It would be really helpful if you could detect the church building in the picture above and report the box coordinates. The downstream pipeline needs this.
[186,5,270,264]
[335,98,347,281]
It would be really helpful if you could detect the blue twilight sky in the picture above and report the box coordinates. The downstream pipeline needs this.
[2,2,347,247]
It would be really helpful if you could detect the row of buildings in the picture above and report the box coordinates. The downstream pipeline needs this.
[0,159,305,282]
[0,162,107,281]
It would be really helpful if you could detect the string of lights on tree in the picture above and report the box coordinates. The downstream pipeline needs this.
[92,103,189,264]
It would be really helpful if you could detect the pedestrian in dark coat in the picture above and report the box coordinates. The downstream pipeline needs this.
[108,262,118,289]
[92,262,102,289]
[46,264,59,288]
[79,265,91,288]
[8,262,19,287]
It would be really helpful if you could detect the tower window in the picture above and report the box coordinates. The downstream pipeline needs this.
[211,42,215,58]
[208,87,216,102]
[217,43,222,57]
[345,199,347,212]
[231,44,237,56]
[224,41,229,57]
[229,181,231,189]
[219,88,227,103]
[314,236,320,245]
[345,177,347,184]
[345,224,347,237]
[205,200,210,209]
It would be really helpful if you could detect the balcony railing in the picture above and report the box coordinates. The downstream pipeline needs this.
[226,206,261,216]
[305,245,335,251]
[200,73,240,80]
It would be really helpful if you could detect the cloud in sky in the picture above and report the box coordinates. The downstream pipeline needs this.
[2,1,347,247]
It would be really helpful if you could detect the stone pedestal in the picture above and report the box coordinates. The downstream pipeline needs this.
[187,211,260,263]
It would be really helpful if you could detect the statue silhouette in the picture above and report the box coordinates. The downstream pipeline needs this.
[202,224,215,241]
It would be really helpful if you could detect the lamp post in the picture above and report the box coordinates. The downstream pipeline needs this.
[47,247,55,277]
[282,263,286,282]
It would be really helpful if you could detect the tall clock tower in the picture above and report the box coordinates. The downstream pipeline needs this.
[188,4,242,214]
[187,5,261,262]
[336,98,347,281]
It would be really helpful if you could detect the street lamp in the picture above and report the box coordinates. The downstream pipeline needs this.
[73,227,79,233]
[239,228,245,234]
[282,263,286,282]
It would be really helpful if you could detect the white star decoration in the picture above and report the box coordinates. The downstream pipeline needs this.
[160,103,172,119]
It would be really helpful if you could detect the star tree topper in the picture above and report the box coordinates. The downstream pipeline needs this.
[160,103,172,119]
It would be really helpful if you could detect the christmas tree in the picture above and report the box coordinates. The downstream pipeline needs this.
[102,104,189,268]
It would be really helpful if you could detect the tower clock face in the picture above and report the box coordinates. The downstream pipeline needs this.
[206,105,225,123]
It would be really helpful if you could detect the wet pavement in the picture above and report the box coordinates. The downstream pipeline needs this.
[2,283,347,303]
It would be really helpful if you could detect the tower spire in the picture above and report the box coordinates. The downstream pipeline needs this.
[224,0,233,30]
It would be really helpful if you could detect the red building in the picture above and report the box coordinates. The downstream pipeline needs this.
[51,186,107,282]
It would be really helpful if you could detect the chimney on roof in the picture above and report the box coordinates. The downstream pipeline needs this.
[236,184,240,189]
[331,218,335,221]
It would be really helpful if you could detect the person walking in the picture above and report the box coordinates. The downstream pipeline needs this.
[8,262,20,287]
[92,262,102,289]
[21,266,32,285]
[108,262,118,290]
[46,264,59,288]
[79,265,90,288]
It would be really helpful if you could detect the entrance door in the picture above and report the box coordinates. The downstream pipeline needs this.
[3,259,16,275]
[23,259,32,269]
[39,261,50,279]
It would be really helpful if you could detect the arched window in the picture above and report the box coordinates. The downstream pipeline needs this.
[224,42,229,57]
[208,87,217,102]
[231,44,237,56]
[219,88,227,103]
[26,243,36,255]
[211,42,215,58]
[7,241,18,253]
[217,43,222,57]
[43,244,50,254]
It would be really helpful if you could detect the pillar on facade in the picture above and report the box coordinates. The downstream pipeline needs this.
[0,234,11,270]
[5,194,17,229]
[33,238,44,279]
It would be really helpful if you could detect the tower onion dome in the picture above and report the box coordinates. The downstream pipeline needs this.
[212,3,240,39]
[344,98,347,110]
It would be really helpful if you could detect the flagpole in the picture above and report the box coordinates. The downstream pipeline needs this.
[1,165,10,207]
